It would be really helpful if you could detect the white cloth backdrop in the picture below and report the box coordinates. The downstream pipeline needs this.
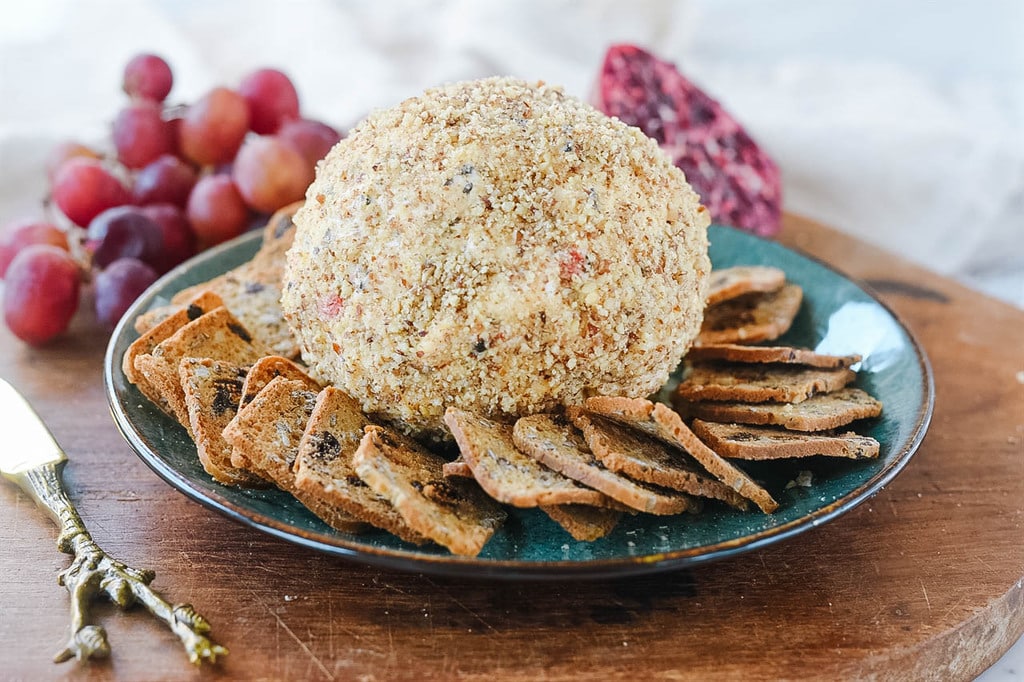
[1,0,1021,308]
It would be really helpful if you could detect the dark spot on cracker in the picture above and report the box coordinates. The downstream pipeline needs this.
[186,304,203,321]
[310,431,341,460]
[227,322,252,343]
[211,377,243,416]
[245,282,265,294]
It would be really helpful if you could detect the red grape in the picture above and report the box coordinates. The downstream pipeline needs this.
[132,154,197,207]
[52,158,132,226]
[139,203,195,273]
[186,175,249,247]
[113,101,176,169]
[3,245,81,345]
[86,206,163,270]
[233,136,313,213]
[238,68,300,134]
[0,219,68,278]
[277,118,341,167]
[45,141,101,183]
[179,87,250,166]
[94,258,158,326]
[123,53,173,102]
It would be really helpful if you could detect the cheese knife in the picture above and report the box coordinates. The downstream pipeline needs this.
[0,377,226,665]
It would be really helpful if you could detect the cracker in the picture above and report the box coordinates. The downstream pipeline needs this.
[568,407,749,510]
[293,387,427,544]
[178,357,263,486]
[706,266,786,306]
[134,306,268,428]
[136,203,300,357]
[676,387,882,432]
[444,408,614,508]
[442,458,474,478]
[675,361,856,404]
[697,283,803,346]
[352,425,507,556]
[512,414,696,515]
[691,419,881,460]
[124,290,224,416]
[685,343,861,369]
[222,376,366,533]
[585,397,779,513]
[239,356,320,412]
[538,504,622,542]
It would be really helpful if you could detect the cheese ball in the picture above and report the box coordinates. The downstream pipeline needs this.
[282,77,710,438]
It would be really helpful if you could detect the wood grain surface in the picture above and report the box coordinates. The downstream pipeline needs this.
[1,214,1021,681]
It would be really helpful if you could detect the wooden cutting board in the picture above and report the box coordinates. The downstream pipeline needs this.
[0,214,1021,681]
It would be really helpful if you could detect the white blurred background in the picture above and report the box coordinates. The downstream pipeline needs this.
[0,1,1021,677]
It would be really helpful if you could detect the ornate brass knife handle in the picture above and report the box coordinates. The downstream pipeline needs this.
[10,459,227,665]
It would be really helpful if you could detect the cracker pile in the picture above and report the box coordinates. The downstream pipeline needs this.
[124,230,884,556]
[676,265,883,460]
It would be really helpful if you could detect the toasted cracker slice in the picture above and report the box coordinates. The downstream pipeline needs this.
[685,343,861,369]
[697,283,803,346]
[568,407,749,510]
[135,204,300,357]
[444,408,614,508]
[352,425,507,556]
[585,397,779,513]
[293,387,427,544]
[675,361,856,404]
[706,266,786,306]
[512,414,696,515]
[222,376,366,533]
[676,387,882,432]
[134,306,268,429]
[226,356,322,473]
[178,357,263,486]
[442,458,474,478]
[239,356,320,412]
[539,504,623,542]
[691,419,881,460]
[124,291,225,416]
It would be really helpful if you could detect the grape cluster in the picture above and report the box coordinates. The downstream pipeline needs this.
[2,54,341,345]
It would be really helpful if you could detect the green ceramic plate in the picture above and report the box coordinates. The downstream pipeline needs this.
[105,225,933,580]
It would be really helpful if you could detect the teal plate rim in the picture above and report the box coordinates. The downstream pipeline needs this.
[104,225,934,581]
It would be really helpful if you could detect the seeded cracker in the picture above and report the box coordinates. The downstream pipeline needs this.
[706,266,786,306]
[444,408,615,508]
[538,504,622,542]
[135,203,302,358]
[222,376,366,533]
[685,343,861,369]
[442,458,474,478]
[293,387,427,544]
[691,420,881,460]
[512,414,696,515]
[675,361,856,404]
[134,306,268,430]
[676,387,882,432]
[224,356,321,474]
[568,407,749,509]
[124,290,224,419]
[585,397,778,513]
[697,283,803,346]
[353,425,506,557]
[178,357,262,486]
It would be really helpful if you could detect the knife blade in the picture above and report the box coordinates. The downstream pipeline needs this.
[0,377,226,665]
[0,377,67,478]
